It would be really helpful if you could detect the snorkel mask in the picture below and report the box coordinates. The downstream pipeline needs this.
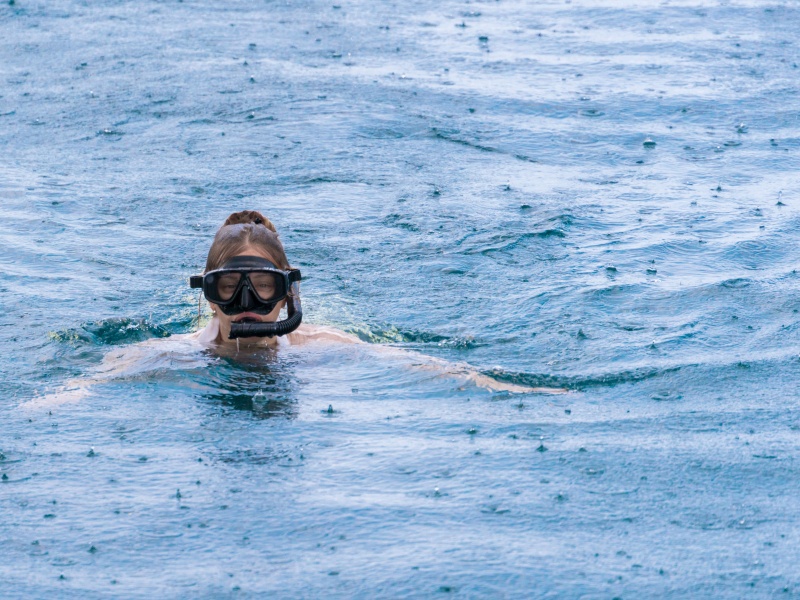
[190,255,302,339]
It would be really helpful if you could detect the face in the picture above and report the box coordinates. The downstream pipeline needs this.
[210,246,287,347]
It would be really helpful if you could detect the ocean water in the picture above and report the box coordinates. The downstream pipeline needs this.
[2,0,800,597]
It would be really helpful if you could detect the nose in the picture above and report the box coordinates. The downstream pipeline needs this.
[239,284,256,310]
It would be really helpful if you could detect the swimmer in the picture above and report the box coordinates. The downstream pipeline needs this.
[189,209,361,347]
[26,210,566,409]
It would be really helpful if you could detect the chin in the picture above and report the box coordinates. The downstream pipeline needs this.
[240,336,271,345]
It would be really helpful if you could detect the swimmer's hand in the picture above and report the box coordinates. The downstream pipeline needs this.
[368,344,568,394]
[288,324,361,345]
[23,382,94,410]
[467,371,568,394]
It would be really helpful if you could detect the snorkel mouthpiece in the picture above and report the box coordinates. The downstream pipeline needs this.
[228,286,302,339]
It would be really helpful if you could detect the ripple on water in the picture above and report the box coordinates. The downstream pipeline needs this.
[49,318,178,346]
[723,238,778,271]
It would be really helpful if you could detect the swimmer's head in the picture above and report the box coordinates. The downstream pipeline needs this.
[195,210,302,346]
[205,210,291,273]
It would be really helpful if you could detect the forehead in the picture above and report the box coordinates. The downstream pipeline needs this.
[235,246,278,263]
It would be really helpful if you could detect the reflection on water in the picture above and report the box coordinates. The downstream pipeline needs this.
[200,354,299,420]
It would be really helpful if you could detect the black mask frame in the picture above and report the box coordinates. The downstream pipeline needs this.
[190,255,303,338]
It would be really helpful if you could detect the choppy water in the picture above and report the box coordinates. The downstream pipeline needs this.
[3,0,800,597]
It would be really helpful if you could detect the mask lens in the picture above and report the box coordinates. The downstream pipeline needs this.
[248,272,281,301]
[215,273,242,301]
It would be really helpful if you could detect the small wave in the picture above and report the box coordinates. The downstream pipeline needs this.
[216,447,302,465]
[431,128,498,153]
[480,230,567,253]
[351,324,484,349]
[457,229,567,256]
[382,213,420,232]
[719,277,751,289]
[488,365,685,390]
[295,175,364,185]
[49,317,192,347]
[357,126,406,139]
[430,128,538,163]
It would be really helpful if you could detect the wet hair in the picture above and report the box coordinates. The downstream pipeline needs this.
[205,210,291,272]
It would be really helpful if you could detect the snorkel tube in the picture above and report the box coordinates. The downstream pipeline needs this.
[228,283,302,339]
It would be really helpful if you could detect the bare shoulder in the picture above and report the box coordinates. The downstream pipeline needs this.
[287,324,362,345]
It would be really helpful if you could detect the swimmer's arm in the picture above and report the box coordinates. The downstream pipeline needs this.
[24,334,202,410]
[462,369,567,394]
[288,324,362,345]
[25,352,141,410]
[291,324,566,394]
[379,346,568,394]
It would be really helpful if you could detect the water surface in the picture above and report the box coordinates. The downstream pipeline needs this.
[2,0,800,597]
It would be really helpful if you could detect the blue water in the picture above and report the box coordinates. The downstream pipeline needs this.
[3,0,800,597]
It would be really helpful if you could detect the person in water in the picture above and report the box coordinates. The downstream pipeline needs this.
[190,209,358,347]
[27,210,564,408]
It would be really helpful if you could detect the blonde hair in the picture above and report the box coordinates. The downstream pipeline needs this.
[205,210,291,272]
